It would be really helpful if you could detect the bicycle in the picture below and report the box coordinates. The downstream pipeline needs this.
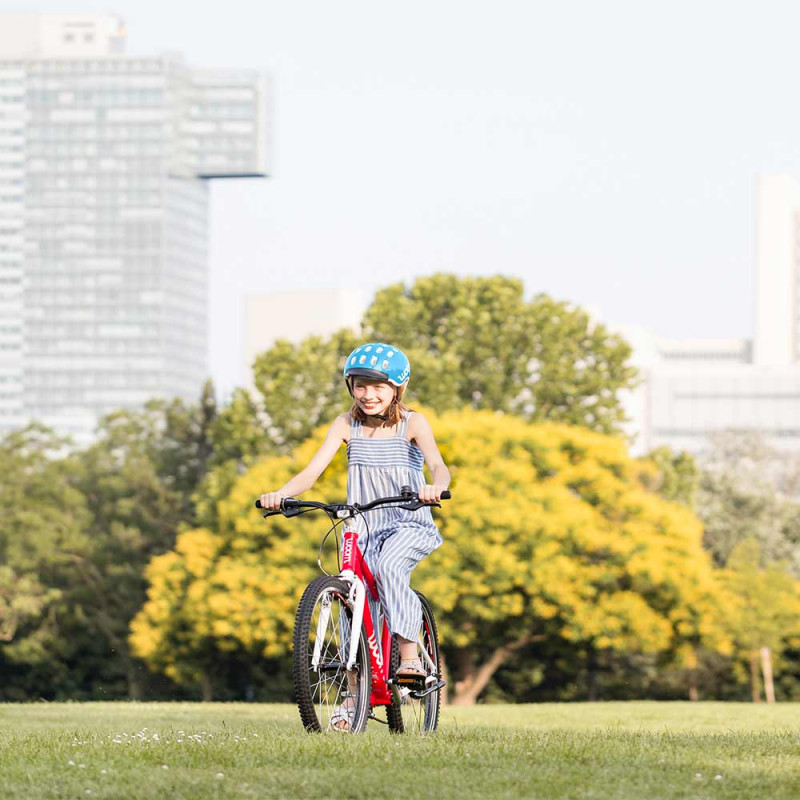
[255,486,450,734]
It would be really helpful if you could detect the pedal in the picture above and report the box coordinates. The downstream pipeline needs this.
[388,674,427,692]
[411,679,446,699]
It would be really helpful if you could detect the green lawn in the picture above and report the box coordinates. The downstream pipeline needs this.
[1,702,799,799]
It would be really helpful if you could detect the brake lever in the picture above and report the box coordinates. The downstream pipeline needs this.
[260,507,303,518]
[397,501,442,511]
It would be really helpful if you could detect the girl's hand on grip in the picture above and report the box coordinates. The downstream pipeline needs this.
[259,491,287,511]
[418,484,447,503]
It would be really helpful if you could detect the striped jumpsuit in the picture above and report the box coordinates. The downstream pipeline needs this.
[346,411,443,641]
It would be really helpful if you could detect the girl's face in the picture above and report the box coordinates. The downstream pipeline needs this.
[352,378,395,417]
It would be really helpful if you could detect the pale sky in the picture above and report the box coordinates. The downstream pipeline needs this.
[9,0,800,396]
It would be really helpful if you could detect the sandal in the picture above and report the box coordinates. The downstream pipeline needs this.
[330,692,356,731]
[395,658,426,679]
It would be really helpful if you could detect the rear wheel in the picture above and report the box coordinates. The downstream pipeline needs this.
[293,576,371,733]
[386,591,442,734]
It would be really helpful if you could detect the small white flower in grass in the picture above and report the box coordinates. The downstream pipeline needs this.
[161,765,169,770]
[216,773,225,779]
[79,764,86,769]
[100,770,108,775]
[715,775,723,781]
[68,760,76,766]
[694,773,702,779]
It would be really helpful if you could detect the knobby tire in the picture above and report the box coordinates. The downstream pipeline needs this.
[293,576,371,733]
[386,590,442,734]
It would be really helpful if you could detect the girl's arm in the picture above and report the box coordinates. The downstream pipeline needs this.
[259,414,349,509]
[408,413,450,503]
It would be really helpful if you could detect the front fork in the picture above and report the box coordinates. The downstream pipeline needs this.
[336,569,393,705]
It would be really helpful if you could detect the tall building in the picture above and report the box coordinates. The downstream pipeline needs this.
[0,13,266,443]
[754,175,800,367]
[622,174,800,455]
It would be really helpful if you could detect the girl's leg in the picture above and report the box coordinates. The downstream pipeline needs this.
[373,526,441,653]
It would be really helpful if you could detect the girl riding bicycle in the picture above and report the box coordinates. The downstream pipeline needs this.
[259,342,450,728]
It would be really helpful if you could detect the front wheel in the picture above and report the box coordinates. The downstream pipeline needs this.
[386,591,442,734]
[293,576,371,733]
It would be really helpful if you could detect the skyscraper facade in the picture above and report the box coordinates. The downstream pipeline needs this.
[754,174,800,367]
[0,13,266,443]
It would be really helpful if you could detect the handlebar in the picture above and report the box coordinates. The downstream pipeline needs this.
[255,486,451,518]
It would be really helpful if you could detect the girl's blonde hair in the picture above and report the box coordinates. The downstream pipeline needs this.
[348,385,411,427]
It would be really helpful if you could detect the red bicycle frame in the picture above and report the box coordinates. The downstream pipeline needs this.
[340,528,394,707]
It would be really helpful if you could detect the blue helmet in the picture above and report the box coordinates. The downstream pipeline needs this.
[343,343,411,391]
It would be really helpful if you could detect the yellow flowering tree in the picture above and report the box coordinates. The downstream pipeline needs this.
[132,410,726,703]
[418,410,726,703]
[130,435,349,698]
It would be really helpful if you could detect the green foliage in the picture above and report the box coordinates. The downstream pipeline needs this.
[0,425,92,686]
[247,275,639,455]
[193,387,277,530]
[720,539,800,691]
[251,329,360,451]
[363,274,638,433]
[641,446,698,507]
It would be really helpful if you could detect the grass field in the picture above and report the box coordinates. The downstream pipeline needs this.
[2,701,799,799]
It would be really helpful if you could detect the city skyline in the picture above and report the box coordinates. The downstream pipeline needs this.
[7,1,800,400]
[0,13,266,441]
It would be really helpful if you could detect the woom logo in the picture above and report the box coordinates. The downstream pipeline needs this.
[367,631,383,669]
[342,536,354,566]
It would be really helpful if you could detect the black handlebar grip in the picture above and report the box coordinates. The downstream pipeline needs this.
[255,499,263,509]
[441,490,451,500]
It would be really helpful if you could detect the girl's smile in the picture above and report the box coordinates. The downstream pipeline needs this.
[352,379,395,417]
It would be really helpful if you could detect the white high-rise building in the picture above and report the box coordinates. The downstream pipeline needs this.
[0,13,267,443]
[623,174,800,455]
[754,175,800,367]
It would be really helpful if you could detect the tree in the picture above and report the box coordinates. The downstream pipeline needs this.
[247,275,639,452]
[132,410,725,704]
[641,447,698,507]
[703,429,800,499]
[131,435,348,698]
[0,425,92,698]
[720,539,800,702]
[193,386,277,530]
[695,429,800,574]
[251,329,360,451]
[363,274,638,433]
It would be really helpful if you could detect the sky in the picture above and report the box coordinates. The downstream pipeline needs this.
[9,0,800,396]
